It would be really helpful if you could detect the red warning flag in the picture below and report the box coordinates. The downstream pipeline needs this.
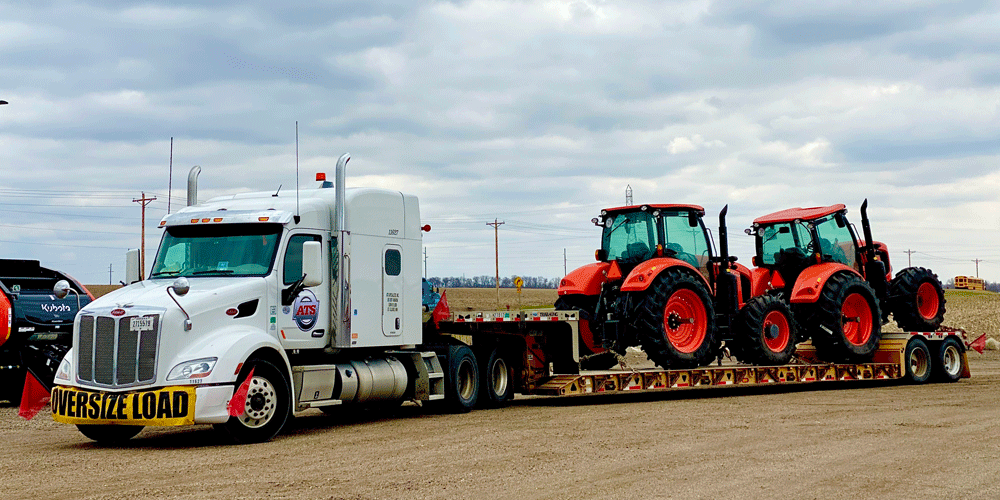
[969,334,987,354]
[226,367,255,417]
[432,290,450,328]
[19,371,51,420]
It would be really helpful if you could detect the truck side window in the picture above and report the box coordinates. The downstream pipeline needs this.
[385,249,401,276]
[283,235,322,285]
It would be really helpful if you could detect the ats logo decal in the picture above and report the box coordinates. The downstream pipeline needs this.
[292,290,319,331]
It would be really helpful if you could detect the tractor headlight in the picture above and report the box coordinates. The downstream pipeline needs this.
[166,358,218,381]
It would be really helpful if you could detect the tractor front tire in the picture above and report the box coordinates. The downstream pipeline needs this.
[635,268,717,369]
[808,273,882,363]
[889,267,946,332]
[732,294,798,366]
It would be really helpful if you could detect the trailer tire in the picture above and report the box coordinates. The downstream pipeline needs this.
[76,425,143,444]
[635,268,717,369]
[889,267,946,332]
[903,337,932,384]
[479,347,514,408]
[438,345,478,413]
[808,273,882,363]
[214,358,292,444]
[933,337,963,383]
[732,294,798,366]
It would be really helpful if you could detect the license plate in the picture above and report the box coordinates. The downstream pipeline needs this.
[51,386,196,426]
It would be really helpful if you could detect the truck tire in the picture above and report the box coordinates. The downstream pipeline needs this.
[479,346,514,408]
[76,425,143,444]
[808,273,882,363]
[214,358,292,444]
[439,345,479,413]
[635,268,717,369]
[933,337,963,383]
[554,296,617,370]
[889,267,946,332]
[732,294,798,366]
[903,337,932,384]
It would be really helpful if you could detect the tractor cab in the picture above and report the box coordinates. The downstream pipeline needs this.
[748,204,860,290]
[594,204,713,282]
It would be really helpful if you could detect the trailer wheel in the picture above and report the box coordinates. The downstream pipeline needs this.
[889,267,946,332]
[809,273,882,363]
[933,337,963,383]
[479,347,514,408]
[636,268,717,369]
[214,358,292,444]
[438,345,479,413]
[903,337,932,384]
[76,425,143,444]
[732,294,798,366]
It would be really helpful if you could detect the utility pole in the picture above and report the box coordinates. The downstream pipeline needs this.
[904,249,916,267]
[564,248,567,276]
[423,247,428,278]
[487,219,504,308]
[973,259,982,277]
[133,192,157,280]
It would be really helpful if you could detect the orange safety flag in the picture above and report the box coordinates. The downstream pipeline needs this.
[226,367,255,417]
[19,371,51,420]
[432,290,450,328]
[969,333,987,354]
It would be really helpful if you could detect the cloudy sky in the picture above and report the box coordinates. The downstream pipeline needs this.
[2,0,998,288]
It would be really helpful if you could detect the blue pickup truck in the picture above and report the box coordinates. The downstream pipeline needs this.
[0,259,92,405]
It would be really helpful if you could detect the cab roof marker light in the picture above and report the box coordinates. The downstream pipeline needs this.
[190,219,199,223]
[213,218,223,222]
[258,217,269,221]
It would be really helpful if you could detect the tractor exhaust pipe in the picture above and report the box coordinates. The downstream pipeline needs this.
[187,166,201,206]
[860,198,875,253]
[718,204,730,263]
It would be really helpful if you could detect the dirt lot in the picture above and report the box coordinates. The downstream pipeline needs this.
[1,349,997,500]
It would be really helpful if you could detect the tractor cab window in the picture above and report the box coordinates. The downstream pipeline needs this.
[602,211,657,264]
[759,222,813,266]
[813,215,857,270]
[662,212,711,274]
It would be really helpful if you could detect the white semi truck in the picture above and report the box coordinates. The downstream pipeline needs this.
[47,154,971,444]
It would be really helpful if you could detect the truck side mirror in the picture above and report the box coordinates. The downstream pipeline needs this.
[302,241,323,287]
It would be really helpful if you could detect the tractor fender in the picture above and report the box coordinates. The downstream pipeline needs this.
[750,267,791,297]
[620,258,709,292]
[558,262,611,296]
[789,263,863,304]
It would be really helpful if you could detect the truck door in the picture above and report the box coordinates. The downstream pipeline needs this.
[278,233,330,348]
[382,244,403,337]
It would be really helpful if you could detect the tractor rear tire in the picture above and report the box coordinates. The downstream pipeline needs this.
[889,267,946,332]
[732,294,798,366]
[808,273,882,363]
[554,295,617,370]
[635,268,717,369]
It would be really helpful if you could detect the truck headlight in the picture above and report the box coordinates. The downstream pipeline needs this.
[54,358,72,382]
[166,358,218,381]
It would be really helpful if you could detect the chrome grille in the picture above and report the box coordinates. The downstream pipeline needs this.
[77,312,161,387]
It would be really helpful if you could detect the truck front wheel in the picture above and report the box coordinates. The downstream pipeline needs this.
[214,358,292,444]
[76,424,143,444]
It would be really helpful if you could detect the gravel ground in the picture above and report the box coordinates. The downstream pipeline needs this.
[2,350,997,500]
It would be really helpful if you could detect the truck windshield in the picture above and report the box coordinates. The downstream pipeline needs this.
[602,211,657,263]
[150,223,282,278]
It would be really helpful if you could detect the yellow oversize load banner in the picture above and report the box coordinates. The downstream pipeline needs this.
[51,386,196,426]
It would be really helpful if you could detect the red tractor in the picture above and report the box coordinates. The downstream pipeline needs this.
[740,200,946,364]
[557,204,752,370]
